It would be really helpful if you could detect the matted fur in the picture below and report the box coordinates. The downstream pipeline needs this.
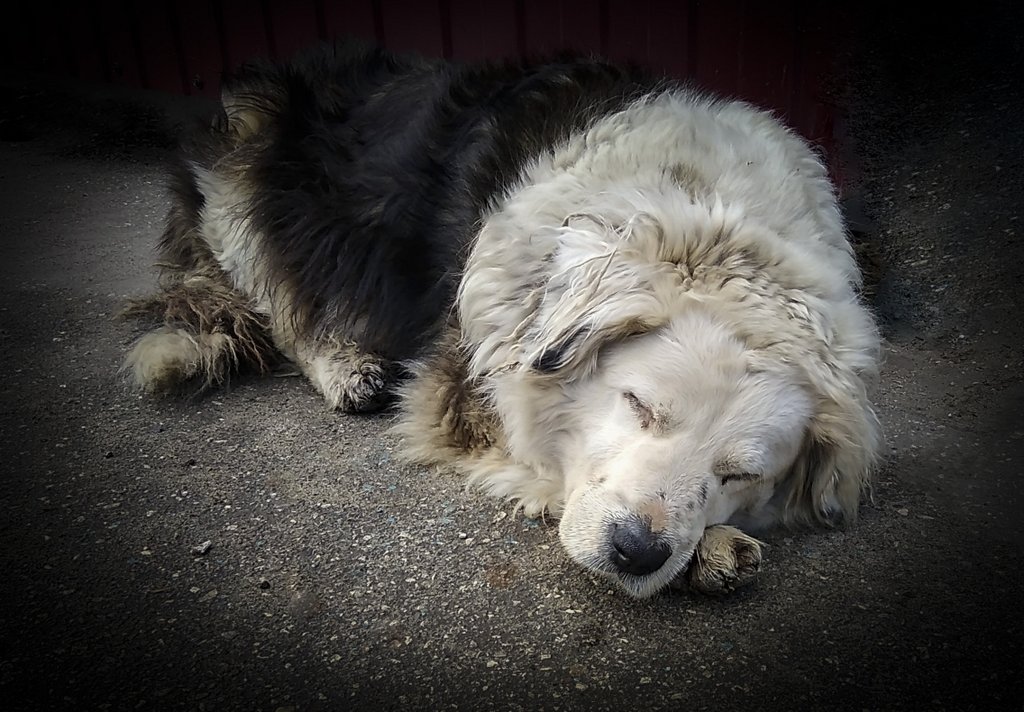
[124,40,882,598]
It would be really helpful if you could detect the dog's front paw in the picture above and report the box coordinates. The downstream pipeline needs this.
[683,525,764,595]
[311,354,392,413]
[339,359,391,412]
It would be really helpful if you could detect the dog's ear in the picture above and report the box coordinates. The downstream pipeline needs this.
[531,327,590,373]
[783,422,878,527]
[529,318,658,375]
[515,216,671,379]
[459,211,672,380]
[777,301,883,527]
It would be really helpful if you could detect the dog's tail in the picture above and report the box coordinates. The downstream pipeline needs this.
[120,270,277,395]
[120,136,277,396]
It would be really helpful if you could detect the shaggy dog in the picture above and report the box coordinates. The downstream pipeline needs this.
[123,41,882,598]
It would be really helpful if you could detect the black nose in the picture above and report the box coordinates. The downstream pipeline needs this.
[610,519,671,576]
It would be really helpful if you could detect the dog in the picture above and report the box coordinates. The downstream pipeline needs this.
[122,40,882,598]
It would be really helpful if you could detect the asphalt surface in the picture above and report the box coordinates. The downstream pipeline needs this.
[1,7,1021,711]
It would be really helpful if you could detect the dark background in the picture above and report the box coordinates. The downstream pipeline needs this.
[0,2,1021,710]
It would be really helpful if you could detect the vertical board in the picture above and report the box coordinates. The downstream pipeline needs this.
[558,0,602,54]
[602,0,692,78]
[12,5,68,75]
[174,0,225,96]
[220,0,271,70]
[737,1,797,115]
[378,0,444,57]
[60,2,107,83]
[520,0,561,56]
[646,0,691,79]
[691,1,743,97]
[605,0,650,67]
[134,3,186,94]
[448,0,518,62]
[265,0,321,60]
[522,0,602,57]
[96,0,146,89]
[322,0,377,42]
[7,0,842,151]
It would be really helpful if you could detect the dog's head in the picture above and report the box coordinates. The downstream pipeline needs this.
[554,308,823,597]
[461,198,881,598]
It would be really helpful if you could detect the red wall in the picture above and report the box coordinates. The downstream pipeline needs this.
[3,1,848,169]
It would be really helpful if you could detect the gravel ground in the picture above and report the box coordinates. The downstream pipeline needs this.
[1,7,1021,711]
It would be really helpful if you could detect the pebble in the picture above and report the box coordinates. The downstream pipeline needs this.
[191,540,213,556]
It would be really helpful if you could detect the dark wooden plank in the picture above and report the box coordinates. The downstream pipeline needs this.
[521,0,561,57]
[605,0,649,67]
[265,0,320,60]
[321,0,377,42]
[737,1,797,115]
[691,0,743,97]
[135,2,186,94]
[96,0,145,89]
[379,0,444,57]
[448,0,518,62]
[559,0,602,54]
[647,0,691,79]
[61,2,106,83]
[220,0,271,69]
[174,0,225,97]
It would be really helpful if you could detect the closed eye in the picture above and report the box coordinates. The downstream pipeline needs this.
[623,391,655,430]
[720,472,762,485]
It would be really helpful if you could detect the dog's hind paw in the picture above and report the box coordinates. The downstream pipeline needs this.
[682,525,764,595]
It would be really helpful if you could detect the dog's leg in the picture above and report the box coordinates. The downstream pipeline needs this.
[681,525,764,595]
[288,337,396,413]
[122,273,275,395]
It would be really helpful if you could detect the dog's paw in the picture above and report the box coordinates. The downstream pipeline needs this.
[683,525,764,595]
[311,354,392,413]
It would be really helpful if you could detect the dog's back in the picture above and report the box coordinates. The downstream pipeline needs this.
[124,41,659,406]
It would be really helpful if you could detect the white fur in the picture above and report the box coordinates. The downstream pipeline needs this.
[190,164,272,315]
[429,90,881,597]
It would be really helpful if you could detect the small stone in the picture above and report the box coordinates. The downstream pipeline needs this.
[896,508,909,516]
[191,540,213,556]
